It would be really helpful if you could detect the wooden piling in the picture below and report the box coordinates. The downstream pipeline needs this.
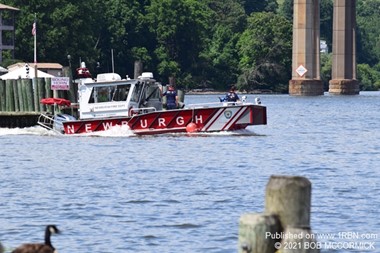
[23,79,34,111]
[134,60,143,79]
[0,80,6,111]
[265,175,311,228]
[37,78,46,111]
[12,80,19,112]
[162,85,167,108]
[177,89,185,103]
[239,175,317,253]
[17,79,25,111]
[238,213,281,253]
[278,226,320,253]
[63,66,76,102]
[5,80,15,111]
[45,78,53,113]
[33,78,40,111]
[21,80,28,111]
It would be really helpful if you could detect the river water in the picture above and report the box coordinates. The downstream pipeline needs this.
[0,92,379,253]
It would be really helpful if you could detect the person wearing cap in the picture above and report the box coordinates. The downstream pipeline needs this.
[221,85,240,102]
[162,85,178,109]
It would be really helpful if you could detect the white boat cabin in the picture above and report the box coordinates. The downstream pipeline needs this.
[77,72,163,119]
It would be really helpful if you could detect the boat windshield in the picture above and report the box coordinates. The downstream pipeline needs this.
[131,82,143,102]
[89,84,130,103]
[145,85,161,100]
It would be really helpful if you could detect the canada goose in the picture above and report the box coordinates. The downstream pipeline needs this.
[12,225,60,253]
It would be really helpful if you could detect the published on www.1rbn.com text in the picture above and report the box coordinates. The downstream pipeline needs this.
[266,231,378,251]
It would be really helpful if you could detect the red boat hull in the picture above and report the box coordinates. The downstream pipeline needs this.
[62,104,266,135]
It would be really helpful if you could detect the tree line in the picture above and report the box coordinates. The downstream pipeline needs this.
[2,0,379,92]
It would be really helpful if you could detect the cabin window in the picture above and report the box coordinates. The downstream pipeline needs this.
[88,87,113,103]
[112,84,130,101]
[88,84,130,103]
[131,82,144,102]
[145,85,161,100]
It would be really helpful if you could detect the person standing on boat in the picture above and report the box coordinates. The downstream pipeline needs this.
[162,85,178,109]
[221,85,240,102]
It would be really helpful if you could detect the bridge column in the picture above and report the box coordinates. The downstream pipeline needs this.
[289,0,324,96]
[329,0,359,95]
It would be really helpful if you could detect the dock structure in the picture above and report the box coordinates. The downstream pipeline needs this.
[238,175,319,253]
[0,111,40,128]
[0,75,74,128]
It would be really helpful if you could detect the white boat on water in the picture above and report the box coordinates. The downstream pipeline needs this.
[38,69,267,135]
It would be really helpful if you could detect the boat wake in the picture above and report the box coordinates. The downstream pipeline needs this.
[160,128,263,137]
[0,124,136,137]
[0,126,57,136]
[80,125,136,137]
[0,126,262,138]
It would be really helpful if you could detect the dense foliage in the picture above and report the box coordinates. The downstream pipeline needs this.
[1,0,379,91]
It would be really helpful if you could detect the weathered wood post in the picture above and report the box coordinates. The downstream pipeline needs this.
[33,78,39,111]
[37,78,46,112]
[177,89,185,106]
[162,85,167,109]
[23,79,34,111]
[12,80,20,112]
[45,78,53,113]
[134,60,143,79]
[280,226,320,253]
[265,175,311,227]
[17,79,24,111]
[265,175,319,253]
[63,67,76,102]
[21,79,28,111]
[238,214,281,253]
[0,241,4,253]
[0,80,5,111]
[5,79,15,111]
[238,175,319,253]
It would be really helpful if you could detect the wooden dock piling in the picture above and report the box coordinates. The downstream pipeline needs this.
[265,175,311,228]
[238,213,281,253]
[0,77,73,128]
[0,80,5,111]
[238,175,319,253]
[5,80,15,111]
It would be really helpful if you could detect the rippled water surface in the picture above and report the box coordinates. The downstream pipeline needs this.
[0,92,379,253]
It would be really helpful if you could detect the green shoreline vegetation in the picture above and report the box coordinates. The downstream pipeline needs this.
[1,0,379,92]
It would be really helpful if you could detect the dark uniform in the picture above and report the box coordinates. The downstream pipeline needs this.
[163,86,178,109]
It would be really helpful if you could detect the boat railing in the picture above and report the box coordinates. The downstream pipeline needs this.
[37,113,55,131]
[186,101,248,109]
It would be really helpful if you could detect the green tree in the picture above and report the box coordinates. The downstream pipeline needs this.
[236,12,292,92]
[3,0,104,70]
[320,0,333,48]
[100,0,152,75]
[243,0,278,15]
[145,0,211,87]
[279,0,293,20]
[320,53,332,90]
[357,0,380,66]
[357,63,380,91]
[200,0,247,89]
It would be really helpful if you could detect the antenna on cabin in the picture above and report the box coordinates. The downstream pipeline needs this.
[111,49,115,73]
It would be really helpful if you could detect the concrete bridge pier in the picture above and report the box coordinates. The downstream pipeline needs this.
[289,0,324,96]
[329,0,359,95]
